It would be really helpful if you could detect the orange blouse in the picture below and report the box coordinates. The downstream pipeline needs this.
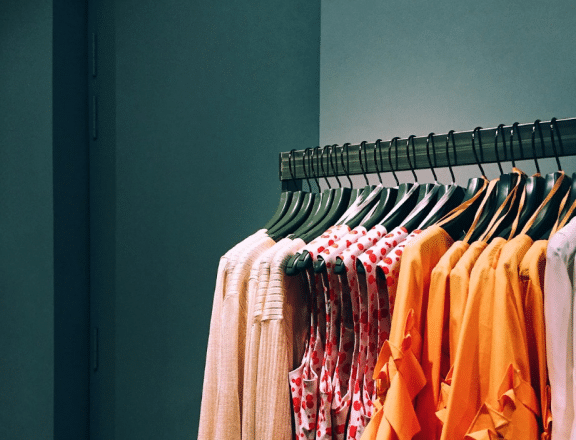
[414,241,469,440]
[439,237,507,440]
[362,225,454,440]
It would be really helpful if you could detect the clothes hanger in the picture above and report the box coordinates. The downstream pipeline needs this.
[466,125,524,241]
[358,139,398,229]
[444,130,484,203]
[357,134,443,274]
[524,117,571,240]
[313,142,389,274]
[269,148,318,240]
[394,135,440,232]
[293,146,352,272]
[263,181,293,230]
[266,149,306,235]
[340,143,360,209]
[439,127,491,240]
[496,122,546,238]
[286,145,350,275]
[378,136,428,231]
[418,132,465,229]
[341,141,382,228]
[291,146,333,236]
[485,123,531,238]
[333,137,411,275]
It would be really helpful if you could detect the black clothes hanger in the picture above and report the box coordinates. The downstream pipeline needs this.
[382,135,435,232]
[440,128,490,240]
[497,122,545,239]
[266,149,306,235]
[292,146,352,271]
[340,143,361,209]
[466,126,524,241]
[398,135,444,232]
[269,148,318,240]
[525,118,571,240]
[335,137,412,275]
[286,145,350,275]
[377,137,427,232]
[342,142,381,228]
[314,142,390,274]
[485,123,530,239]
[263,189,293,231]
[444,130,484,203]
[359,139,398,229]
[299,144,353,237]
[291,147,330,236]
[418,132,465,229]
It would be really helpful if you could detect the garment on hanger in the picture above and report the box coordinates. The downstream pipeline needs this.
[200,119,576,440]
[545,216,576,439]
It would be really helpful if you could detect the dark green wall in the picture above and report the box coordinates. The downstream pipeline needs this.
[89,0,320,438]
[0,1,54,437]
[0,0,90,439]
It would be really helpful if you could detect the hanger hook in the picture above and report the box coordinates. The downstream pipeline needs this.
[471,127,487,178]
[426,133,439,183]
[406,135,418,182]
[531,120,545,175]
[508,122,521,169]
[329,144,342,187]
[374,139,383,184]
[302,148,312,190]
[445,130,457,183]
[340,143,353,187]
[511,122,524,162]
[309,147,320,189]
[493,124,506,174]
[288,148,297,183]
[388,137,400,185]
[359,141,370,185]
[320,145,332,189]
[550,117,563,171]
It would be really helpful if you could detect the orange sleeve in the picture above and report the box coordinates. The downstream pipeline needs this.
[414,242,469,440]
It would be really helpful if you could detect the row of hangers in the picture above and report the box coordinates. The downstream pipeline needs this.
[261,118,576,276]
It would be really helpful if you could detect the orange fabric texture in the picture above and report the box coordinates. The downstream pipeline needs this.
[439,237,506,440]
[482,235,539,439]
[447,241,487,365]
[519,240,551,439]
[414,241,469,440]
[362,225,454,440]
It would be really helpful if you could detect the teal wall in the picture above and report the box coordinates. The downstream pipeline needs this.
[89,0,320,438]
[0,0,90,438]
[320,0,576,185]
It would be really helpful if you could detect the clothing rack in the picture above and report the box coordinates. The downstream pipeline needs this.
[279,118,576,190]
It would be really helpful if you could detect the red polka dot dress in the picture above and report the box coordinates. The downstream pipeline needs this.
[331,226,387,439]
[335,226,386,440]
[356,227,409,415]
[289,266,325,440]
[290,226,350,439]
[315,227,368,440]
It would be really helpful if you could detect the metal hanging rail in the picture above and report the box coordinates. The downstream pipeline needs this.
[279,118,576,185]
